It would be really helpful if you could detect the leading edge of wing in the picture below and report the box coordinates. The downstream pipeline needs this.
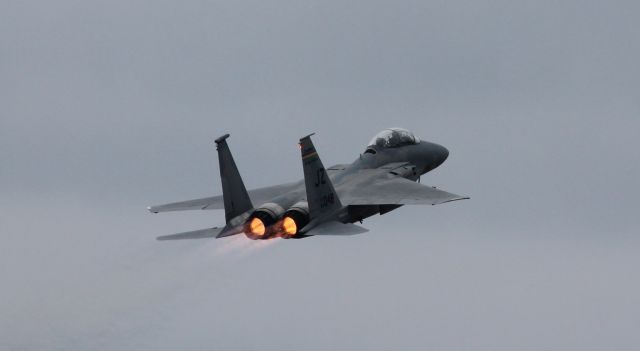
[341,176,469,206]
[148,181,301,213]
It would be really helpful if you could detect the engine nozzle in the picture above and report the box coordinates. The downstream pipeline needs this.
[280,202,310,239]
[243,203,285,240]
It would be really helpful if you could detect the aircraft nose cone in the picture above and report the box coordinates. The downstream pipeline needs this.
[433,143,449,166]
[438,144,449,163]
[419,141,450,173]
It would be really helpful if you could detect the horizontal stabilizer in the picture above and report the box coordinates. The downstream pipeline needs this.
[306,221,369,236]
[216,224,244,238]
[157,227,223,241]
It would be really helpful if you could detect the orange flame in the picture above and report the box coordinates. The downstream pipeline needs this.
[248,217,266,236]
[282,216,297,237]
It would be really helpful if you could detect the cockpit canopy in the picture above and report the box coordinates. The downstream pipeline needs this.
[367,128,420,148]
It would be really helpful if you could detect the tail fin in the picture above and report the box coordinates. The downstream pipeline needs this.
[215,134,253,223]
[299,134,342,219]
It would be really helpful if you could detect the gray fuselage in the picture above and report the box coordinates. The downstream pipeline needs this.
[266,140,450,226]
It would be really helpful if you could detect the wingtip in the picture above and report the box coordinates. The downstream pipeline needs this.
[147,206,159,214]
[440,196,470,205]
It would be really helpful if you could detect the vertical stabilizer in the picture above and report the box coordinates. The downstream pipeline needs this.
[299,134,342,219]
[215,134,253,223]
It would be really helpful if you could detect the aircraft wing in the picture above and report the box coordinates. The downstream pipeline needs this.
[340,175,468,206]
[148,181,301,213]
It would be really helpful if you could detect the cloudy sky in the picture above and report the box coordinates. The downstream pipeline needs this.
[2,0,639,350]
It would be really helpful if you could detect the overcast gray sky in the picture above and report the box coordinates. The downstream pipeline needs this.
[1,0,639,350]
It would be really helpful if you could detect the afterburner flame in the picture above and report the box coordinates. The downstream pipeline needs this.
[282,216,297,236]
[248,217,266,236]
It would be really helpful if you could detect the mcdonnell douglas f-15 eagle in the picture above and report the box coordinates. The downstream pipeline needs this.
[149,128,468,240]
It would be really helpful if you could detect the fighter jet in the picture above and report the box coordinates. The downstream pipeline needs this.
[149,128,468,240]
